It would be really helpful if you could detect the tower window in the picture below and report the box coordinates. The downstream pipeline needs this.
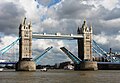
[87,49,89,51]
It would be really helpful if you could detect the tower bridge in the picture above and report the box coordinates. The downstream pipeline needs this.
[1,17,120,71]
[15,18,98,71]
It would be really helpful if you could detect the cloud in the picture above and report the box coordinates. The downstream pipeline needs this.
[0,1,25,35]
[1,0,120,64]
[99,0,119,10]
[0,35,19,60]
[93,32,109,45]
[103,8,120,20]
[56,0,94,20]
[0,36,17,49]
[32,39,76,65]
[93,32,120,52]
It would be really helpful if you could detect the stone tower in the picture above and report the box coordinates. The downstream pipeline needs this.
[76,20,98,70]
[19,18,32,60]
[16,18,36,71]
[77,20,92,61]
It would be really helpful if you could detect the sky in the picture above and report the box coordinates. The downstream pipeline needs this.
[0,0,120,65]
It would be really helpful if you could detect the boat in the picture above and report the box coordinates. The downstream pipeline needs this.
[0,68,3,71]
[40,68,47,72]
[64,65,74,70]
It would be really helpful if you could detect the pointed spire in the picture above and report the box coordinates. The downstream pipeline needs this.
[83,18,86,24]
[22,17,26,25]
[82,18,87,28]
[28,21,32,29]
[82,18,87,32]
[29,21,32,27]
[89,24,92,33]
[77,27,80,34]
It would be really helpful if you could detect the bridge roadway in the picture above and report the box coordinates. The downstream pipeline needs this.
[0,62,17,65]
[32,33,83,39]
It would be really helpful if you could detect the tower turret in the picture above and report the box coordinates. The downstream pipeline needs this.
[76,20,98,70]
[16,18,36,71]
[89,25,92,33]
[77,27,80,34]
[19,18,32,60]
[22,17,26,25]
[77,20,92,61]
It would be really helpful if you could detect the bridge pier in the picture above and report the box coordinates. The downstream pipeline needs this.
[16,60,36,71]
[74,61,97,70]
[77,20,98,70]
[16,18,36,71]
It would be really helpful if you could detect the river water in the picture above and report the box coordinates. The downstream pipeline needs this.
[0,69,120,83]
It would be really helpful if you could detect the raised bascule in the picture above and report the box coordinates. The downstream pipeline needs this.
[15,18,98,71]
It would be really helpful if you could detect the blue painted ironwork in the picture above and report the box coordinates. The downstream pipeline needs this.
[33,46,53,63]
[92,47,103,57]
[0,37,20,55]
[92,40,120,63]
[93,40,108,57]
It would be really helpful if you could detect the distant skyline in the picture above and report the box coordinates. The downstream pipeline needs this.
[0,0,120,65]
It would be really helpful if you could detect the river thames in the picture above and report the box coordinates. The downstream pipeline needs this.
[0,69,120,83]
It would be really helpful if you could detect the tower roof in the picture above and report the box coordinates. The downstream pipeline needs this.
[77,27,80,33]
[82,19,87,27]
[22,17,26,25]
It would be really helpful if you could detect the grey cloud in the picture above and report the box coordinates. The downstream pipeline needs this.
[33,47,70,65]
[32,39,77,65]
[103,8,120,20]
[0,2,25,35]
[57,0,94,20]
[35,0,120,55]
[1,0,120,63]
[93,34,120,52]
[37,49,72,65]
[55,1,120,36]
[42,19,78,34]
[85,6,120,35]
[92,19,120,35]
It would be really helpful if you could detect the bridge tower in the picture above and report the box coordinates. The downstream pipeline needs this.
[76,20,98,70]
[16,18,36,71]
[77,20,92,61]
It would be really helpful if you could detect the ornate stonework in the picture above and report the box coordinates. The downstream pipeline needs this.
[77,20,92,61]
[19,18,32,60]
[16,18,36,71]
